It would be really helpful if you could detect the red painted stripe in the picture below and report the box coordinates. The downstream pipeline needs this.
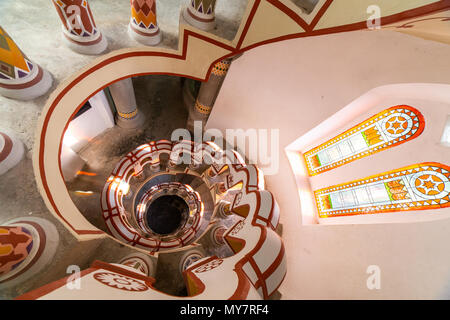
[309,0,334,31]
[15,268,98,300]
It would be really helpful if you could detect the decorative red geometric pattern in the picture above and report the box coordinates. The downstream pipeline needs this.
[0,226,33,276]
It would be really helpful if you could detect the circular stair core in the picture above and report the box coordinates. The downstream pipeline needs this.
[146,195,189,235]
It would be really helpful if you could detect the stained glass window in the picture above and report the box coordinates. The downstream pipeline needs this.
[315,162,450,218]
[304,106,425,176]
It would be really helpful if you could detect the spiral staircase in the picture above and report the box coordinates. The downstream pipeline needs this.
[91,139,285,298]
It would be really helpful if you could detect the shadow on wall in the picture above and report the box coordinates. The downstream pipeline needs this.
[286,83,450,226]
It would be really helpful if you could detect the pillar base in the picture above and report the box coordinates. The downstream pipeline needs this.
[179,250,205,274]
[182,6,216,31]
[186,119,207,134]
[128,23,162,46]
[115,111,146,129]
[182,80,196,111]
[0,131,25,176]
[0,65,52,101]
[62,27,108,55]
[0,217,59,288]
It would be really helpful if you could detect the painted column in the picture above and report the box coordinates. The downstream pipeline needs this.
[108,78,146,129]
[217,182,228,195]
[129,0,162,46]
[182,0,217,31]
[51,0,107,55]
[182,78,200,112]
[0,218,59,287]
[118,253,156,277]
[187,58,232,131]
[0,131,25,176]
[0,27,52,100]
[205,166,224,185]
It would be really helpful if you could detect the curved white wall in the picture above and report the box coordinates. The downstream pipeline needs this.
[207,30,450,299]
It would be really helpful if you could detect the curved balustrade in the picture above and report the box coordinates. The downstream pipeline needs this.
[135,181,203,246]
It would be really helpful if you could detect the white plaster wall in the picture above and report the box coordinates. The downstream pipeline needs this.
[306,94,450,193]
[207,30,450,299]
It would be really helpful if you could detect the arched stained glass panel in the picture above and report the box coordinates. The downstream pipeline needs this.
[315,162,450,218]
[304,106,425,176]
